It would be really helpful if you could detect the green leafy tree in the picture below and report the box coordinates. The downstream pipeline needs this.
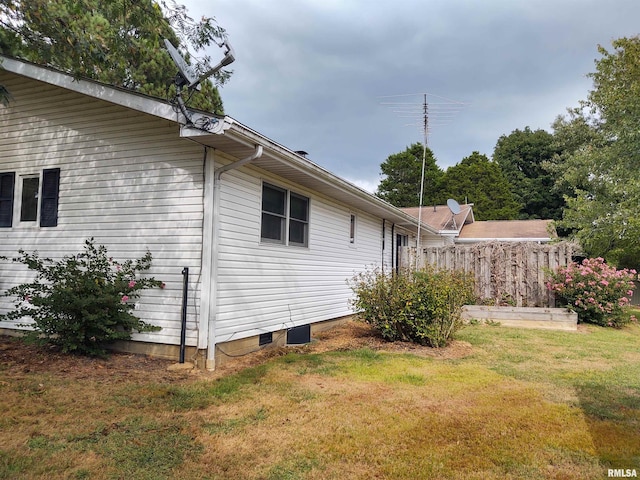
[0,0,228,113]
[376,143,444,207]
[440,151,519,220]
[493,127,565,220]
[551,36,640,269]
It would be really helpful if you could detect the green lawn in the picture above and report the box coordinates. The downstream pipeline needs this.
[1,321,639,479]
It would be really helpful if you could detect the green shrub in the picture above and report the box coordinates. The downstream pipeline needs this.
[1,238,164,356]
[349,267,476,347]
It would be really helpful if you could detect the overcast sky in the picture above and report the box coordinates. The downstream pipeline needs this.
[182,0,639,192]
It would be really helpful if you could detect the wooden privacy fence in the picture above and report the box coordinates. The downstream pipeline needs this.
[399,242,580,307]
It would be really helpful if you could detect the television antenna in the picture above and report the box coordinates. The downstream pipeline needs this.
[379,92,469,268]
[164,38,235,132]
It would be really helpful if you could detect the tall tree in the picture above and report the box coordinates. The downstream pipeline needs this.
[440,152,519,220]
[551,36,640,269]
[376,143,444,208]
[0,0,228,113]
[492,127,565,220]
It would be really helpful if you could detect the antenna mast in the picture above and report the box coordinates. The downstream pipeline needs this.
[380,92,469,269]
[416,94,428,269]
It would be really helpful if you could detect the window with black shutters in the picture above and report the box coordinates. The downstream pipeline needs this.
[260,182,309,247]
[0,169,60,228]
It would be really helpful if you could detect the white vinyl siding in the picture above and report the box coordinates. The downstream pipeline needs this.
[0,72,204,346]
[213,157,386,343]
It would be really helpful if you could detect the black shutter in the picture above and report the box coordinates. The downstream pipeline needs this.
[0,172,15,228]
[40,168,60,227]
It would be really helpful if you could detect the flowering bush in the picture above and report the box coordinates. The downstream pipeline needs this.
[349,267,476,347]
[1,238,164,356]
[546,257,637,327]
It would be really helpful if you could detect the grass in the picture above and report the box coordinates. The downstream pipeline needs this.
[1,321,640,479]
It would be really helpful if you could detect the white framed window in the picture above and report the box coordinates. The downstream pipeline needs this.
[261,182,309,247]
[349,213,356,245]
[0,169,60,228]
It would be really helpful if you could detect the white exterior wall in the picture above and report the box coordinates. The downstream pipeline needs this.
[213,155,387,342]
[0,73,205,346]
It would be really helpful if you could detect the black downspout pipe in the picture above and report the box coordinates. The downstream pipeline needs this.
[179,267,189,363]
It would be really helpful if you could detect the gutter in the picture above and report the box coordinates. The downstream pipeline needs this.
[221,120,438,236]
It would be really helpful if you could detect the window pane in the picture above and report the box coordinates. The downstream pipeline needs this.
[289,219,308,246]
[20,177,39,222]
[290,193,308,221]
[261,213,284,242]
[262,184,286,215]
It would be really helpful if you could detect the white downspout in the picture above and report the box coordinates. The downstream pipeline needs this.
[215,145,263,179]
[199,148,214,362]
[205,144,263,370]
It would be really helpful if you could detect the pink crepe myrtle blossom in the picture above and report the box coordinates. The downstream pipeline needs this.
[128,280,136,288]
[121,295,129,303]
[547,257,636,327]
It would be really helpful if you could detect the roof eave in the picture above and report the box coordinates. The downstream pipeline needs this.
[1,55,180,122]
[2,55,436,234]
[183,119,438,234]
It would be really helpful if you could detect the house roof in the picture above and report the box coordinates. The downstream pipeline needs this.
[401,204,474,233]
[457,219,556,242]
[0,55,437,235]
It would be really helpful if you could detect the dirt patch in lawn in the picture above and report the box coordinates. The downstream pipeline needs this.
[0,320,473,382]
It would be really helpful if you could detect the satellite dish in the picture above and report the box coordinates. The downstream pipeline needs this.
[164,38,236,131]
[164,39,201,92]
[164,38,235,92]
[447,198,461,215]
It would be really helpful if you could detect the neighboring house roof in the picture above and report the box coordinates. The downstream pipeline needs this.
[401,200,556,243]
[456,219,556,243]
[0,55,437,236]
[401,204,474,234]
